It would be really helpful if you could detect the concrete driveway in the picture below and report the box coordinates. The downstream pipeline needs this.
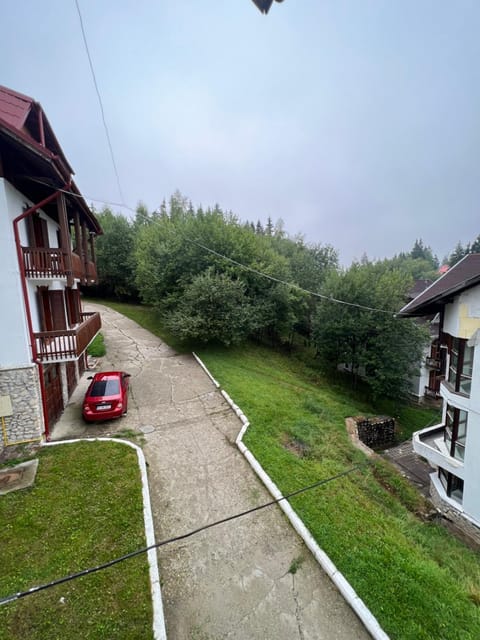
[52,303,370,640]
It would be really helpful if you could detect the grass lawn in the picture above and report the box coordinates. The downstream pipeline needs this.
[97,300,480,640]
[197,344,480,640]
[87,332,106,357]
[0,441,153,640]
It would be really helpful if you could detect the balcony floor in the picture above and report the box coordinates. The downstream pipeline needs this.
[418,426,446,451]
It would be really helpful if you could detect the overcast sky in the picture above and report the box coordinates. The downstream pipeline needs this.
[2,1,479,265]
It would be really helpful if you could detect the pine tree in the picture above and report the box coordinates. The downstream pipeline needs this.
[265,216,274,236]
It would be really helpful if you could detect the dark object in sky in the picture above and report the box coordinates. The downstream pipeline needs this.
[251,0,284,14]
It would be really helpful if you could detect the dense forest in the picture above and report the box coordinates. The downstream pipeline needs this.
[89,191,479,400]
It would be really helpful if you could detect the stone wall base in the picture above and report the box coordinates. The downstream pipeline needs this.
[0,365,43,450]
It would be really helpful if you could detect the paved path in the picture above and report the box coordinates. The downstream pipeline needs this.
[383,440,432,497]
[53,303,370,640]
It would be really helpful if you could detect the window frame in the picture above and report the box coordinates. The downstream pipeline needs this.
[447,336,474,397]
[444,403,468,462]
[439,468,464,503]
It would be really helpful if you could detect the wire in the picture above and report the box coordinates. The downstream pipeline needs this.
[186,239,394,315]
[26,177,395,315]
[25,178,137,214]
[0,462,367,606]
[74,0,125,205]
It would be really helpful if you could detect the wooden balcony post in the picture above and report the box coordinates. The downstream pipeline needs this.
[58,193,73,286]
[73,211,82,259]
[89,232,96,264]
[81,222,89,282]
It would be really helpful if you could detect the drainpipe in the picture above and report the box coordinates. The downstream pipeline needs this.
[12,185,70,441]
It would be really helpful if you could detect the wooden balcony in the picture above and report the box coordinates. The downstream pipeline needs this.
[71,251,82,279]
[86,260,98,283]
[23,247,68,278]
[425,356,441,370]
[23,248,98,284]
[71,252,98,283]
[34,312,101,362]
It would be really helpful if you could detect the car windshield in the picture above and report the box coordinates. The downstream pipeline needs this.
[90,379,120,397]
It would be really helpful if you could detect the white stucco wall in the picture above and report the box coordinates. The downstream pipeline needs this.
[440,292,480,523]
[462,331,480,521]
[0,179,31,366]
[443,286,480,339]
[463,408,480,522]
[0,179,64,364]
[410,345,430,398]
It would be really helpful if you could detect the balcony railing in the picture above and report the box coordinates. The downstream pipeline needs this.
[34,312,101,362]
[413,423,464,478]
[86,260,97,283]
[425,356,441,370]
[23,247,68,278]
[71,252,98,283]
[71,252,84,280]
[23,248,98,284]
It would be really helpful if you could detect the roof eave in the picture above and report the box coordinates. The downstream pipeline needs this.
[398,275,480,317]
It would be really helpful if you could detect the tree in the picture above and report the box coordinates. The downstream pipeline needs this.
[133,194,315,345]
[410,239,438,267]
[265,216,274,236]
[448,241,468,267]
[91,207,138,300]
[470,234,480,254]
[311,261,429,400]
[165,271,257,345]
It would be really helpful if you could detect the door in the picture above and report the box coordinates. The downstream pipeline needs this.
[50,290,67,331]
[43,364,63,426]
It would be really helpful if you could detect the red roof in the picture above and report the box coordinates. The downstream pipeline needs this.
[0,85,102,234]
[0,85,32,131]
[0,84,73,174]
[398,254,480,317]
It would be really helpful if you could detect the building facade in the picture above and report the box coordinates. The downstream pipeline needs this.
[399,255,480,540]
[0,85,101,449]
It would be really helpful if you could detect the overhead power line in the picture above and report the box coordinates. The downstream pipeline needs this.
[27,177,396,316]
[0,463,367,606]
[74,0,125,205]
[187,239,394,315]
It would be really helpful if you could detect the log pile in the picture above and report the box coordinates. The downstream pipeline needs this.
[355,416,395,449]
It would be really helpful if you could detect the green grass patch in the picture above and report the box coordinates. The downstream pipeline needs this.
[87,332,106,357]
[93,301,480,639]
[197,343,480,640]
[0,442,152,640]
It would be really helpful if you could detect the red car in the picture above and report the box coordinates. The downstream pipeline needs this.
[82,371,130,422]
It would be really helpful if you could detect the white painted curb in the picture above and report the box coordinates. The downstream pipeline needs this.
[193,352,220,388]
[193,355,390,640]
[43,438,167,640]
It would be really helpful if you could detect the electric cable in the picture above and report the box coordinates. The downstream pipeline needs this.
[186,239,395,315]
[26,178,137,214]
[0,462,367,606]
[26,178,396,315]
[74,0,125,205]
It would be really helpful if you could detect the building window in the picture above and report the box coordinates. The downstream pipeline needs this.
[460,344,473,395]
[447,337,474,396]
[445,404,467,461]
[439,468,464,503]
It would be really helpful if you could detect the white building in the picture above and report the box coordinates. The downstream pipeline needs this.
[399,254,480,540]
[0,85,102,449]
